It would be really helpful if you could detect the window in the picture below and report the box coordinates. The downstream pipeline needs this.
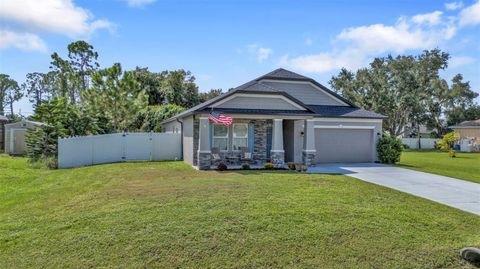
[232,124,248,151]
[213,124,228,151]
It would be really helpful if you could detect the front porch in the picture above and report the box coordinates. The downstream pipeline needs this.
[194,116,317,170]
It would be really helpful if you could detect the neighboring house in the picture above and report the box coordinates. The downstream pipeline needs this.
[0,115,9,151]
[4,120,44,155]
[450,119,480,144]
[162,68,385,170]
[403,123,437,138]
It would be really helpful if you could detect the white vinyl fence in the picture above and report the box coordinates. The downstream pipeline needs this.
[402,138,441,149]
[58,132,181,168]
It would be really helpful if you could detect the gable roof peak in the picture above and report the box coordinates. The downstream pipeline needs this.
[258,68,311,81]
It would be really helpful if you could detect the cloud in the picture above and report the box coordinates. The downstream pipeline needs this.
[459,0,480,26]
[0,0,113,36]
[0,30,47,52]
[445,1,464,10]
[449,56,476,68]
[281,8,464,73]
[247,44,273,63]
[125,0,157,8]
[411,11,443,25]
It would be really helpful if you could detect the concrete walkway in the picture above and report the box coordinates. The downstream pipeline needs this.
[308,163,480,215]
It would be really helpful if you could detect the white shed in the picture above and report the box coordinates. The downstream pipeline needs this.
[4,120,44,155]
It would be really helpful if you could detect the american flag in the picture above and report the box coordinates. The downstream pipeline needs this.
[208,110,233,126]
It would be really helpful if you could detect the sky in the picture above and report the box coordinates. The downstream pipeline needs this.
[0,0,479,116]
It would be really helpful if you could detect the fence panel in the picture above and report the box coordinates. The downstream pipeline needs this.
[402,138,441,149]
[152,133,182,161]
[58,132,181,168]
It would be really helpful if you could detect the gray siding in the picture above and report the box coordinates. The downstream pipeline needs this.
[262,81,347,106]
[162,121,181,133]
[215,96,303,110]
[4,121,42,155]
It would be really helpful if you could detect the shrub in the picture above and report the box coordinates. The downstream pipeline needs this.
[287,163,296,170]
[437,132,459,154]
[241,163,250,170]
[264,162,274,169]
[402,143,410,150]
[377,133,403,164]
[448,149,456,158]
[217,162,227,171]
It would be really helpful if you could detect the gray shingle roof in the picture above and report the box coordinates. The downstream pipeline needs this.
[161,68,385,123]
[258,68,311,81]
[307,105,386,119]
[451,119,480,128]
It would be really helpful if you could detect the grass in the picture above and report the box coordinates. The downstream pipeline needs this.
[1,155,479,268]
[397,150,480,184]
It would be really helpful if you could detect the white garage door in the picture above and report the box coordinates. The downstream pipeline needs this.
[315,128,374,163]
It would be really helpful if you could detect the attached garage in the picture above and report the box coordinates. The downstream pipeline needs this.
[315,127,374,163]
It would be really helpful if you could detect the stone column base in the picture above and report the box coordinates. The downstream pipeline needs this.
[302,150,316,166]
[197,151,211,170]
[270,150,285,168]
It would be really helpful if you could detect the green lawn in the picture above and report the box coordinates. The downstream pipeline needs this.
[398,150,480,184]
[1,155,479,268]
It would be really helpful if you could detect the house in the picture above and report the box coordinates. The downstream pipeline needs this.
[450,119,480,152]
[4,120,44,155]
[0,115,9,151]
[162,68,385,170]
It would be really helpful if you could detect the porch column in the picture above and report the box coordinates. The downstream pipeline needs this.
[197,117,211,170]
[302,119,316,166]
[271,119,285,165]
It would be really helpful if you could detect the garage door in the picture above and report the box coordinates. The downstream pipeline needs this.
[315,128,373,163]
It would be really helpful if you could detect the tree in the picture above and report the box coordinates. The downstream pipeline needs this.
[330,49,453,137]
[199,89,223,103]
[447,105,480,126]
[161,70,199,108]
[83,63,148,131]
[131,67,166,105]
[426,74,478,134]
[23,72,56,107]
[130,104,185,132]
[0,74,22,116]
[50,40,99,103]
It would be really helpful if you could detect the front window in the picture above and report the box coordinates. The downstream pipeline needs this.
[213,124,228,151]
[232,124,248,151]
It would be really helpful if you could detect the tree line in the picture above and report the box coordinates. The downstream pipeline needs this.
[330,49,479,137]
[0,40,223,164]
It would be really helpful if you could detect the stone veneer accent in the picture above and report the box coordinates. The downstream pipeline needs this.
[253,119,271,163]
[302,151,316,166]
[192,118,273,169]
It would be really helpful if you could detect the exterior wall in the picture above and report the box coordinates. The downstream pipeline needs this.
[0,121,6,150]
[293,120,305,163]
[215,95,302,110]
[454,128,480,142]
[261,81,347,106]
[4,121,41,155]
[182,116,194,165]
[313,118,383,162]
[191,118,272,168]
[162,121,181,133]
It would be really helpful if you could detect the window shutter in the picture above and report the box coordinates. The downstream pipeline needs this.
[248,123,254,152]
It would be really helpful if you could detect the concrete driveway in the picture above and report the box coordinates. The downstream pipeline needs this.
[308,163,480,215]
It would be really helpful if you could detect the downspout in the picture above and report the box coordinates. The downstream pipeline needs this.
[176,118,184,160]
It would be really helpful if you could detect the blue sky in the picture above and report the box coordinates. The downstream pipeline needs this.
[1,0,479,115]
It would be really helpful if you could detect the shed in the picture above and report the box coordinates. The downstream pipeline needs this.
[0,115,9,151]
[4,120,44,155]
